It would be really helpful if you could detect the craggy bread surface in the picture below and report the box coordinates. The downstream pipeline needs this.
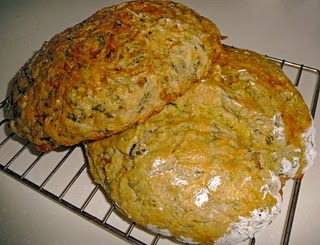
[86,47,314,244]
[8,0,221,151]
[215,47,314,177]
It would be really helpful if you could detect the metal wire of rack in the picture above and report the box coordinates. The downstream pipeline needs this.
[0,56,319,245]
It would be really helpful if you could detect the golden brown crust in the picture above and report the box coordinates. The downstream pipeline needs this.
[214,46,312,175]
[85,46,313,244]
[8,0,221,151]
[86,81,280,244]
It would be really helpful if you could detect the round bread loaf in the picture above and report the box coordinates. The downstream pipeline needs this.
[7,0,221,151]
[86,47,315,244]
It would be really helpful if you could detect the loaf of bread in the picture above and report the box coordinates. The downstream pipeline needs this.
[6,0,316,243]
[7,0,221,151]
[85,46,315,244]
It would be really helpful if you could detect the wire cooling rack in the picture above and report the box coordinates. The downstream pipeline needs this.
[0,56,319,245]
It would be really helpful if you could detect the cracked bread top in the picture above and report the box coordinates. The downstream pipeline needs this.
[85,46,314,244]
[8,0,221,151]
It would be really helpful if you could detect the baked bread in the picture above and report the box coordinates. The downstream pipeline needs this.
[7,0,221,151]
[85,47,315,244]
